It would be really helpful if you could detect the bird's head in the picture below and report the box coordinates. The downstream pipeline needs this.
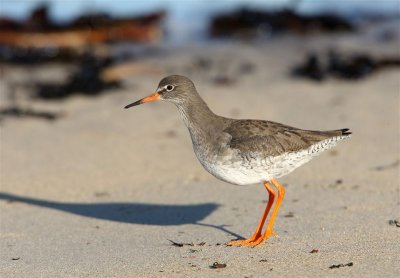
[124,75,196,109]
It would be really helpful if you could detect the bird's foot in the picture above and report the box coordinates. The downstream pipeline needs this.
[227,233,263,247]
[227,230,277,247]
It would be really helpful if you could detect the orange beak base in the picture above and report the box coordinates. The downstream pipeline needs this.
[124,92,160,109]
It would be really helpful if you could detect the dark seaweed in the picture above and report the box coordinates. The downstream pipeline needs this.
[329,262,353,269]
[34,55,121,99]
[0,106,61,121]
[292,51,400,81]
[0,45,87,64]
[210,8,354,38]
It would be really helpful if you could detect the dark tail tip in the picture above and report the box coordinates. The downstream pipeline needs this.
[340,128,352,136]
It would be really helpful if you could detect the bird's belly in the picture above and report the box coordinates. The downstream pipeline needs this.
[202,161,268,185]
[192,136,344,185]
[198,150,315,186]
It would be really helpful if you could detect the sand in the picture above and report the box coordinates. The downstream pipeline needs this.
[1,33,399,277]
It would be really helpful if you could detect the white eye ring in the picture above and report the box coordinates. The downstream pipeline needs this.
[165,84,175,92]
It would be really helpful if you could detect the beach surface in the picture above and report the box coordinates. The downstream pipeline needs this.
[1,34,399,277]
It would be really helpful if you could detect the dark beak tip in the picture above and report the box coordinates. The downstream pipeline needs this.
[124,100,143,109]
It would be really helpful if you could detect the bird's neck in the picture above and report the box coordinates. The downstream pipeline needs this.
[175,94,223,142]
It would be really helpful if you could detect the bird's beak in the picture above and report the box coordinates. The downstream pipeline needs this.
[124,92,161,109]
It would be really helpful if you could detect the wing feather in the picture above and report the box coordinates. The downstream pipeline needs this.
[223,120,349,157]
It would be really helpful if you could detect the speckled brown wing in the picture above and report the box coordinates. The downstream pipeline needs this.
[223,120,350,157]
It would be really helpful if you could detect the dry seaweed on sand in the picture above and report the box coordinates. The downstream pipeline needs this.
[329,262,353,269]
[0,106,62,121]
[168,239,206,247]
[210,8,354,38]
[292,51,400,81]
[34,55,121,100]
[0,45,88,65]
[30,53,160,100]
[0,4,165,48]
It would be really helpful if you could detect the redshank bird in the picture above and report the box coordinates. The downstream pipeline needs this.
[124,75,351,247]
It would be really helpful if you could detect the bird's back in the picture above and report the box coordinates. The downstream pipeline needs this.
[222,119,351,157]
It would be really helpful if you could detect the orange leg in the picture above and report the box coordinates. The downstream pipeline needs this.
[246,178,285,246]
[228,181,276,247]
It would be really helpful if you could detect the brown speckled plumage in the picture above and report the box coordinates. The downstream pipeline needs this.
[224,119,350,157]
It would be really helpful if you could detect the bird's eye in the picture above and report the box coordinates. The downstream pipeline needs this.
[166,85,174,91]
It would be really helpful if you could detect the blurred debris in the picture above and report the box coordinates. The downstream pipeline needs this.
[0,4,165,48]
[192,57,212,71]
[34,55,121,99]
[284,212,295,218]
[0,106,62,121]
[210,8,354,38]
[212,75,236,86]
[0,45,87,64]
[310,249,319,253]
[32,54,160,99]
[0,44,165,65]
[327,51,375,79]
[292,53,325,81]
[372,160,399,171]
[0,46,160,100]
[292,51,400,81]
[388,219,400,227]
[186,56,255,86]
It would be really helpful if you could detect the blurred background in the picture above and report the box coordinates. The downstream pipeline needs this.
[0,0,399,117]
[1,1,399,276]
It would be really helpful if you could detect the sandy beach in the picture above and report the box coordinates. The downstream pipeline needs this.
[1,31,399,277]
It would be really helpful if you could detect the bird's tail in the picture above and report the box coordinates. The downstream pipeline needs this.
[300,128,351,144]
[338,128,352,136]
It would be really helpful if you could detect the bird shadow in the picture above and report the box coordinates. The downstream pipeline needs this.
[0,192,243,239]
